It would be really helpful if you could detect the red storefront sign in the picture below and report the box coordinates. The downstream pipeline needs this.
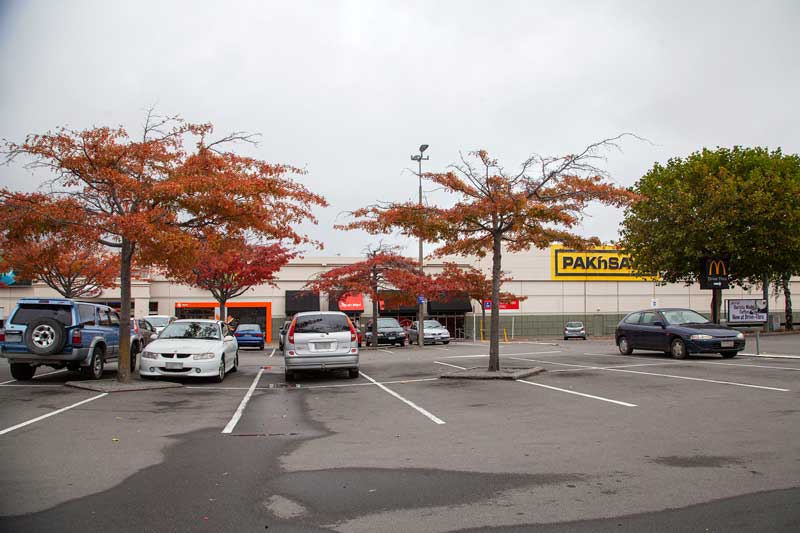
[338,294,364,311]
[482,300,520,310]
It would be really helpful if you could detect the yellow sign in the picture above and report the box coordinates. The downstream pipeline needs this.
[550,245,651,281]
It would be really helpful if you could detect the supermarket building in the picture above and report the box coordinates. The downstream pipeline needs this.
[1,246,796,342]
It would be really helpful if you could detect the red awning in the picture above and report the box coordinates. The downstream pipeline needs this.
[338,294,364,312]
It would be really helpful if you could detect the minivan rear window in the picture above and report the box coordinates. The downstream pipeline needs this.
[294,314,350,333]
[10,305,74,326]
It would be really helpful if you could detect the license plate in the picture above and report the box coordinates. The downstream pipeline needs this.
[5,332,22,343]
[720,341,734,348]
[165,362,183,370]
[315,342,333,350]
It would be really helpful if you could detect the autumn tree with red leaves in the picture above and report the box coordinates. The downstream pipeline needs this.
[2,111,326,382]
[340,138,637,370]
[305,245,432,346]
[177,239,294,320]
[435,262,524,340]
[0,234,118,299]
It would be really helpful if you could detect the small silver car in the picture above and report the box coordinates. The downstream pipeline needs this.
[407,320,451,345]
[563,321,587,340]
[283,311,359,381]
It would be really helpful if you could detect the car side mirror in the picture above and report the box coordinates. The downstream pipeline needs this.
[653,321,665,328]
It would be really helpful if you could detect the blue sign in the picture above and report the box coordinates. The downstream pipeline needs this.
[417,295,425,304]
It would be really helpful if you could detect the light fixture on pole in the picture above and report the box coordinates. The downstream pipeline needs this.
[410,144,429,347]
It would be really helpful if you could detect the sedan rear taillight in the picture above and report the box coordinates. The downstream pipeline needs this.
[347,318,357,343]
[287,319,296,344]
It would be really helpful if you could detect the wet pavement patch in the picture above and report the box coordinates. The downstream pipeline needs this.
[651,455,744,468]
[268,467,584,522]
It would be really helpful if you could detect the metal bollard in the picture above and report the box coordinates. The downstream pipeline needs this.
[755,328,760,355]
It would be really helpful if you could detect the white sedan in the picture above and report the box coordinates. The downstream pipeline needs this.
[139,319,238,382]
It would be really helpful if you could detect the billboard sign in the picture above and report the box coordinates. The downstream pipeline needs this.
[550,246,651,281]
[727,299,767,323]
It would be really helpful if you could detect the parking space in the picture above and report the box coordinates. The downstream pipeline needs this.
[1,335,799,529]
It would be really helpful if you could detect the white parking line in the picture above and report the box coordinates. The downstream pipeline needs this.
[742,353,800,359]
[187,376,440,391]
[268,348,276,358]
[435,361,468,370]
[441,350,562,359]
[513,357,790,392]
[583,352,800,372]
[0,393,108,436]
[360,371,445,425]
[0,368,68,386]
[430,347,451,352]
[517,380,637,407]
[379,349,394,355]
[222,368,264,434]
[546,362,682,373]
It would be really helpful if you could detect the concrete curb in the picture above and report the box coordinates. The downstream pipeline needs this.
[65,379,183,393]
[440,367,546,380]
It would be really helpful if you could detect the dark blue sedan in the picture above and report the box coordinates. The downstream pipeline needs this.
[234,323,265,350]
[615,308,745,359]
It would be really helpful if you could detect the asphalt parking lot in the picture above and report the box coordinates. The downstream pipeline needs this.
[1,335,799,532]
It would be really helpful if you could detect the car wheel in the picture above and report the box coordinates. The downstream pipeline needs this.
[670,339,688,359]
[285,370,295,382]
[443,340,450,345]
[720,351,738,359]
[259,343,264,350]
[348,368,359,379]
[564,336,568,340]
[214,356,226,383]
[10,363,36,380]
[618,336,633,355]
[130,342,139,373]
[231,351,239,372]
[80,347,105,380]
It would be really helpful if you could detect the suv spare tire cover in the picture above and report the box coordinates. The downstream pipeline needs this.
[24,317,67,356]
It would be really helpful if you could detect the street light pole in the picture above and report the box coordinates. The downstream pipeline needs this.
[411,144,429,347]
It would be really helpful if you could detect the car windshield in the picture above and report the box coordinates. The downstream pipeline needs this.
[11,304,74,326]
[236,324,261,332]
[424,320,443,328]
[160,322,220,340]
[377,318,401,328]
[661,309,710,325]
[566,322,584,328]
[146,316,171,327]
[295,314,350,333]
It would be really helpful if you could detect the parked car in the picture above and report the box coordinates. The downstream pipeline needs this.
[407,320,451,345]
[139,319,238,382]
[364,317,408,347]
[563,321,587,340]
[283,311,359,381]
[135,318,158,348]
[0,298,121,380]
[145,314,176,335]
[615,308,745,359]
[234,323,265,349]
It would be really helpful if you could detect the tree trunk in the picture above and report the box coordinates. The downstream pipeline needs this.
[219,300,227,321]
[488,232,502,371]
[117,239,134,383]
[710,288,721,324]
[782,273,793,331]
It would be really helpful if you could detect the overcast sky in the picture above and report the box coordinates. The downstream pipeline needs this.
[1,0,799,257]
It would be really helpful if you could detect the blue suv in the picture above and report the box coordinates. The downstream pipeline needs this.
[0,298,122,380]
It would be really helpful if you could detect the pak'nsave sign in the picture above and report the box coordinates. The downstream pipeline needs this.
[550,246,651,281]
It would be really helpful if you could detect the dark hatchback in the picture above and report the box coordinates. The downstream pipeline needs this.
[615,308,745,359]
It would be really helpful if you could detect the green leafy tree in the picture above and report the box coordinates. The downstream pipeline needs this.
[620,146,800,326]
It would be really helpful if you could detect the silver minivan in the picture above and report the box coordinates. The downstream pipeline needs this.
[283,311,359,381]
